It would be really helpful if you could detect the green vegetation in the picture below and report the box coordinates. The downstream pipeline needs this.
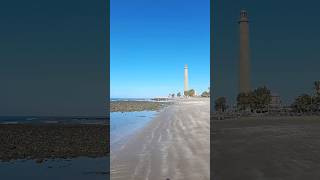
[251,86,272,112]
[184,89,195,97]
[291,81,320,112]
[217,81,320,115]
[237,86,272,112]
[201,91,210,97]
[177,92,181,97]
[215,97,227,112]
[292,94,312,112]
[201,87,210,97]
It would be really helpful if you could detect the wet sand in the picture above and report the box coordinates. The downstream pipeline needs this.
[111,98,210,180]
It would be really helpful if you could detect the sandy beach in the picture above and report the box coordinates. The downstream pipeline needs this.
[111,98,210,180]
[213,116,320,180]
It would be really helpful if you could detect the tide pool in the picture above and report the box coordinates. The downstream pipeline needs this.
[110,111,157,150]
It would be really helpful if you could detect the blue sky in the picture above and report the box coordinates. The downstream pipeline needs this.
[110,0,210,98]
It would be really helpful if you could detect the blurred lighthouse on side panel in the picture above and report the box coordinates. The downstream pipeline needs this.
[239,10,251,93]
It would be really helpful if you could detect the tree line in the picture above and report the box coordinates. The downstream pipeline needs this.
[214,86,272,113]
[214,81,320,114]
[291,81,320,112]
[169,87,210,98]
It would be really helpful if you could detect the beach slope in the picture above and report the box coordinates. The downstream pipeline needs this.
[111,98,210,180]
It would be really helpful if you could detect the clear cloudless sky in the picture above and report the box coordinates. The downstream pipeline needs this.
[214,0,320,105]
[111,0,210,98]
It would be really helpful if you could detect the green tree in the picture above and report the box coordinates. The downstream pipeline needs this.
[237,86,271,112]
[177,92,181,97]
[201,91,210,97]
[184,89,195,97]
[215,97,227,112]
[292,94,312,113]
[312,96,320,112]
[251,86,272,112]
[188,89,195,97]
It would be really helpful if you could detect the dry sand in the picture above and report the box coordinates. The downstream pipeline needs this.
[111,98,210,180]
[213,116,320,180]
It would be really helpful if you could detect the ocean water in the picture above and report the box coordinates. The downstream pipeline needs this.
[111,98,152,102]
[0,116,107,124]
[111,97,171,102]
[0,157,109,180]
[110,111,157,150]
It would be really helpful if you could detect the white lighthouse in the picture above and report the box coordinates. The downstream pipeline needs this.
[184,64,189,95]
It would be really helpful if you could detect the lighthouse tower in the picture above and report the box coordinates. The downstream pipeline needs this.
[184,64,189,94]
[239,10,251,93]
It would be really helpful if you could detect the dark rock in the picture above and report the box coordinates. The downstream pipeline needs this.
[0,124,109,161]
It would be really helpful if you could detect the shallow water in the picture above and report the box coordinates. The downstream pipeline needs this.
[0,157,109,180]
[110,111,157,150]
[0,116,107,125]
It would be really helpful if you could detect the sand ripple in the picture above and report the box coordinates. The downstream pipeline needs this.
[111,98,210,180]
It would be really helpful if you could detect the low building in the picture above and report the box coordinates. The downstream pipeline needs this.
[269,93,282,112]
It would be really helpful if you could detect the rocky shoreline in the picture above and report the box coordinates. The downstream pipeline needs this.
[110,101,170,112]
[0,101,169,162]
[0,124,108,162]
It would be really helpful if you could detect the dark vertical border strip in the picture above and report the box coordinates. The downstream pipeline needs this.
[106,0,111,177]
[210,0,214,179]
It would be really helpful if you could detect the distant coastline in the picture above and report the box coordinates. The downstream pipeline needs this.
[111,98,152,102]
